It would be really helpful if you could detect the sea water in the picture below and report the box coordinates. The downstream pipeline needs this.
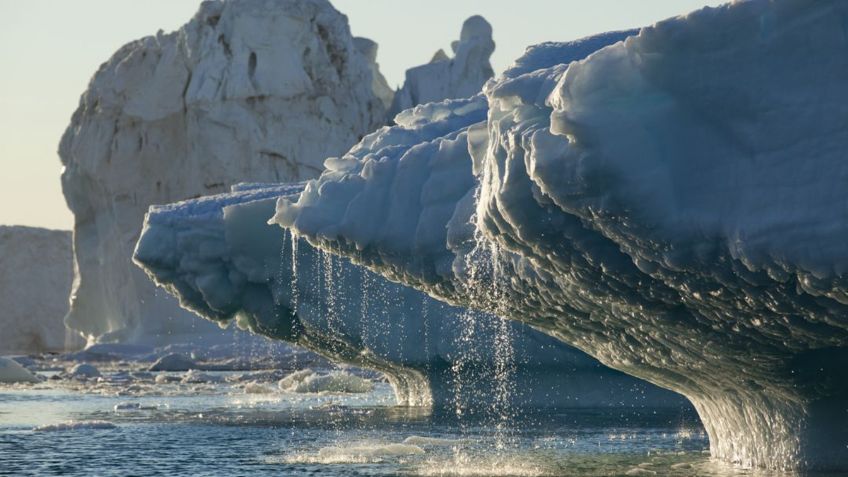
[0,363,800,477]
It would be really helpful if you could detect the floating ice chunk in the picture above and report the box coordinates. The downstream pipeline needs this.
[278,369,373,394]
[0,357,39,383]
[154,374,180,384]
[69,363,101,379]
[33,421,117,432]
[148,353,197,372]
[180,369,222,384]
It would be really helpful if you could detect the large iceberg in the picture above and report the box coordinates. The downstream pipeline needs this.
[135,182,685,409]
[269,0,848,471]
[0,226,76,354]
[59,0,388,344]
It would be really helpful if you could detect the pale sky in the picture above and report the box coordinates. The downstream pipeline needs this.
[0,0,725,230]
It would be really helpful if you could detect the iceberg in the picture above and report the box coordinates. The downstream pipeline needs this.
[59,0,388,345]
[0,226,75,354]
[135,181,685,408]
[387,16,497,121]
[268,0,848,471]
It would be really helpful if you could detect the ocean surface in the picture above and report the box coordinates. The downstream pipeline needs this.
[0,365,797,477]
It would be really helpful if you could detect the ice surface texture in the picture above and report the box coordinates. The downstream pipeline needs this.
[59,0,387,344]
[135,182,684,409]
[271,0,848,471]
[0,226,74,354]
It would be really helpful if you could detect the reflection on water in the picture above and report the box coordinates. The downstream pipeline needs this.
[0,367,825,477]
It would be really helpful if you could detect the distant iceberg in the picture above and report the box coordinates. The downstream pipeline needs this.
[387,15,496,121]
[59,0,387,345]
[0,226,75,354]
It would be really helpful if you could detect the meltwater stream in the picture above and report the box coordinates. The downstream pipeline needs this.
[0,361,718,477]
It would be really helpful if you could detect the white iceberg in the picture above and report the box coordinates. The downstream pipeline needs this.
[59,0,388,346]
[68,363,101,379]
[268,0,848,471]
[278,369,373,394]
[0,357,40,384]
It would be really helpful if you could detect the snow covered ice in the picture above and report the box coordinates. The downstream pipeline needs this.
[264,0,848,471]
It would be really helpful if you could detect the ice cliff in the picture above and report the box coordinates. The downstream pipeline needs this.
[134,182,685,409]
[387,16,495,121]
[0,226,75,353]
[59,0,387,344]
[269,0,848,471]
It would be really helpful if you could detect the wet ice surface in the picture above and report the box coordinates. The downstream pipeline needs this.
[0,359,820,476]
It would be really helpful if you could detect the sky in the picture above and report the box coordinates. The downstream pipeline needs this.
[0,0,726,230]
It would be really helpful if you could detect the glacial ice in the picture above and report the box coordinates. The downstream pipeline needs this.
[0,226,75,354]
[387,16,496,121]
[270,0,848,471]
[135,181,684,408]
[59,0,387,345]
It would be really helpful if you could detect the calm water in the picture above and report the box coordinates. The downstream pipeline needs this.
[0,367,794,477]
